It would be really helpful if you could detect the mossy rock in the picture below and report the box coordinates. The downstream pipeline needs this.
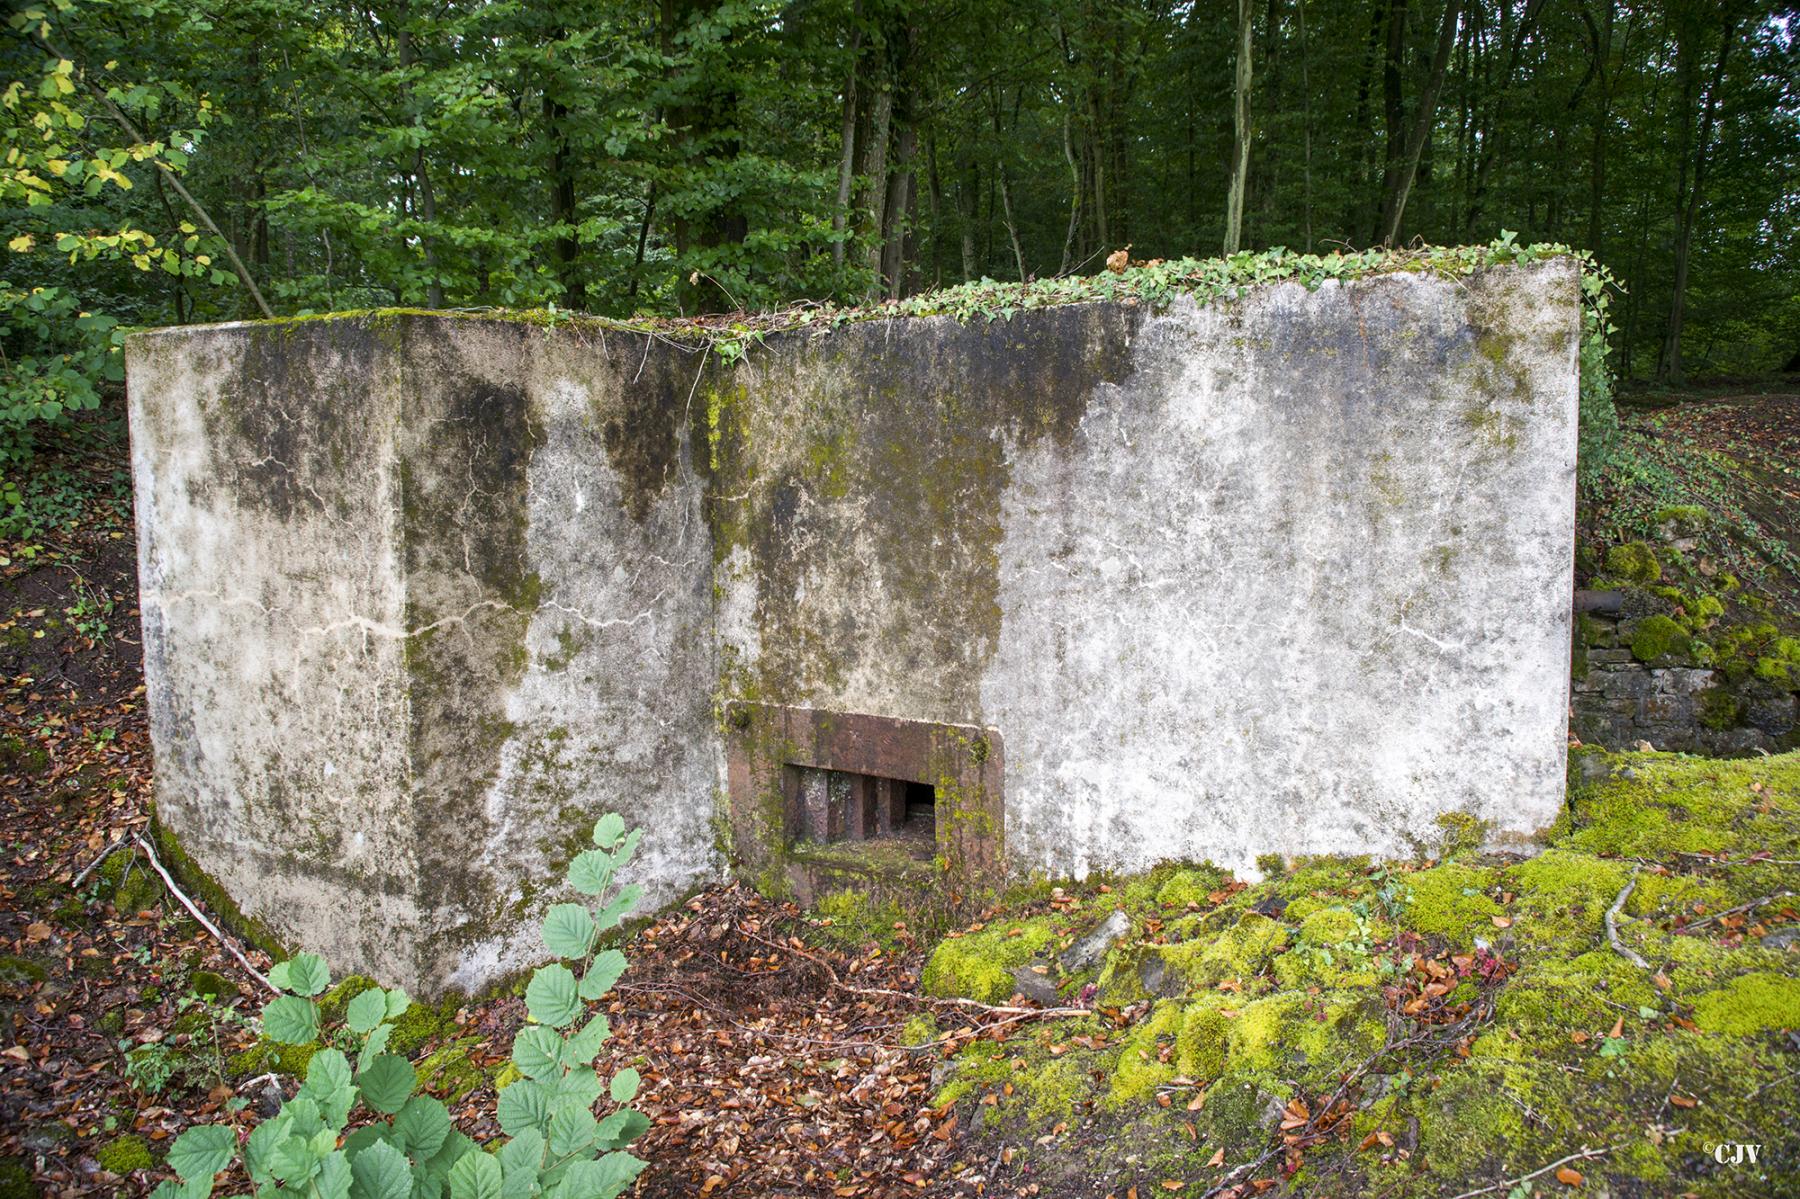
[1629,613,1689,662]
[227,1037,319,1079]
[0,955,49,987]
[1605,540,1662,584]
[0,1158,35,1199]
[1504,849,1629,951]
[920,919,1057,1004]
[1153,866,1230,909]
[1155,911,1289,990]
[415,1036,491,1102]
[812,890,906,952]
[94,1135,155,1175]
[188,970,232,999]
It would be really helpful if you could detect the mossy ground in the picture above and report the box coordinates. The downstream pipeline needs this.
[915,750,1800,1196]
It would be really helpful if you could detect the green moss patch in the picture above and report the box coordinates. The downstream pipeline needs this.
[94,1135,155,1175]
[916,749,1800,1196]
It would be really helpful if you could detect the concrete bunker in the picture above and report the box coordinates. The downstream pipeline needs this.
[126,257,1582,995]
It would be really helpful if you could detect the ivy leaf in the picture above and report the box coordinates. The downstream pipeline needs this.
[284,953,331,997]
[390,1096,451,1159]
[608,1068,640,1104]
[168,1125,236,1183]
[346,989,389,1035]
[357,1054,416,1114]
[348,1139,411,1199]
[578,951,627,1001]
[566,850,613,896]
[510,1026,565,1080]
[541,904,596,959]
[590,813,625,850]
[263,995,320,1045]
[525,964,581,1029]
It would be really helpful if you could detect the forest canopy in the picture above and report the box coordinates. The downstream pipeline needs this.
[2,0,1797,443]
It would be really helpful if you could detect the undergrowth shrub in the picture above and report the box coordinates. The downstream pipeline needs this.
[149,813,648,1199]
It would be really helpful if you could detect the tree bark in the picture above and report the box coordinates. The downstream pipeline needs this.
[1378,0,1461,244]
[1223,0,1254,253]
[1661,11,1737,383]
[831,8,863,271]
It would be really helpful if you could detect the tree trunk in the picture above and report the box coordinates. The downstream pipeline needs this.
[1296,0,1313,250]
[1376,0,1407,243]
[1223,0,1254,254]
[1661,11,1737,383]
[831,9,862,271]
[1584,0,1615,258]
[1463,0,1548,238]
[1378,0,1461,244]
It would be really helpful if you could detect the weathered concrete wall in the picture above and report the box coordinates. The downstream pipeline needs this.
[130,316,720,994]
[128,259,1581,994]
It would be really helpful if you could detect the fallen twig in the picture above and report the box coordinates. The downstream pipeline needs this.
[1606,871,1651,970]
[133,834,277,995]
[1678,890,1797,933]
[69,839,123,889]
[1443,1144,1616,1199]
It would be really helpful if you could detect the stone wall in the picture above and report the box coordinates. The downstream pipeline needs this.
[127,259,1582,995]
[1573,607,1799,755]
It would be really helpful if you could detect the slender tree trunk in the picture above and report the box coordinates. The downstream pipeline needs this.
[1379,0,1461,244]
[1296,0,1314,250]
[1376,0,1407,242]
[1223,0,1254,253]
[546,93,583,310]
[1060,108,1081,274]
[831,9,863,270]
[1464,0,1548,239]
[989,87,1027,281]
[1584,0,1615,257]
[1661,12,1737,383]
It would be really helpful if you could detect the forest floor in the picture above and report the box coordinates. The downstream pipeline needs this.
[1,382,1797,1199]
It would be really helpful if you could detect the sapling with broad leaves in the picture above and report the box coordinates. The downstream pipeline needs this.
[151,814,650,1199]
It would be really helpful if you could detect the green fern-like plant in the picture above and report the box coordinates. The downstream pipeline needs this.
[150,814,649,1199]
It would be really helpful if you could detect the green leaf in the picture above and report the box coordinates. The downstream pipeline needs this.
[511,1026,564,1080]
[590,813,625,850]
[496,1079,550,1137]
[593,1110,648,1151]
[525,964,581,1028]
[496,1129,543,1179]
[391,1096,452,1159]
[548,1069,602,1112]
[593,886,641,932]
[348,1139,412,1199]
[245,1115,293,1184]
[385,988,412,1021]
[446,1151,501,1199]
[541,904,596,959]
[562,1014,611,1065]
[316,1151,353,1199]
[284,953,331,997]
[608,1068,639,1104]
[168,1125,236,1183]
[548,1105,597,1157]
[608,830,641,872]
[559,1153,645,1199]
[565,850,613,896]
[359,1023,394,1073]
[263,995,320,1045]
[347,989,390,1035]
[358,1054,417,1114]
[270,1136,322,1185]
[300,1048,356,1127]
[577,952,626,1002]
[149,1180,211,1199]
